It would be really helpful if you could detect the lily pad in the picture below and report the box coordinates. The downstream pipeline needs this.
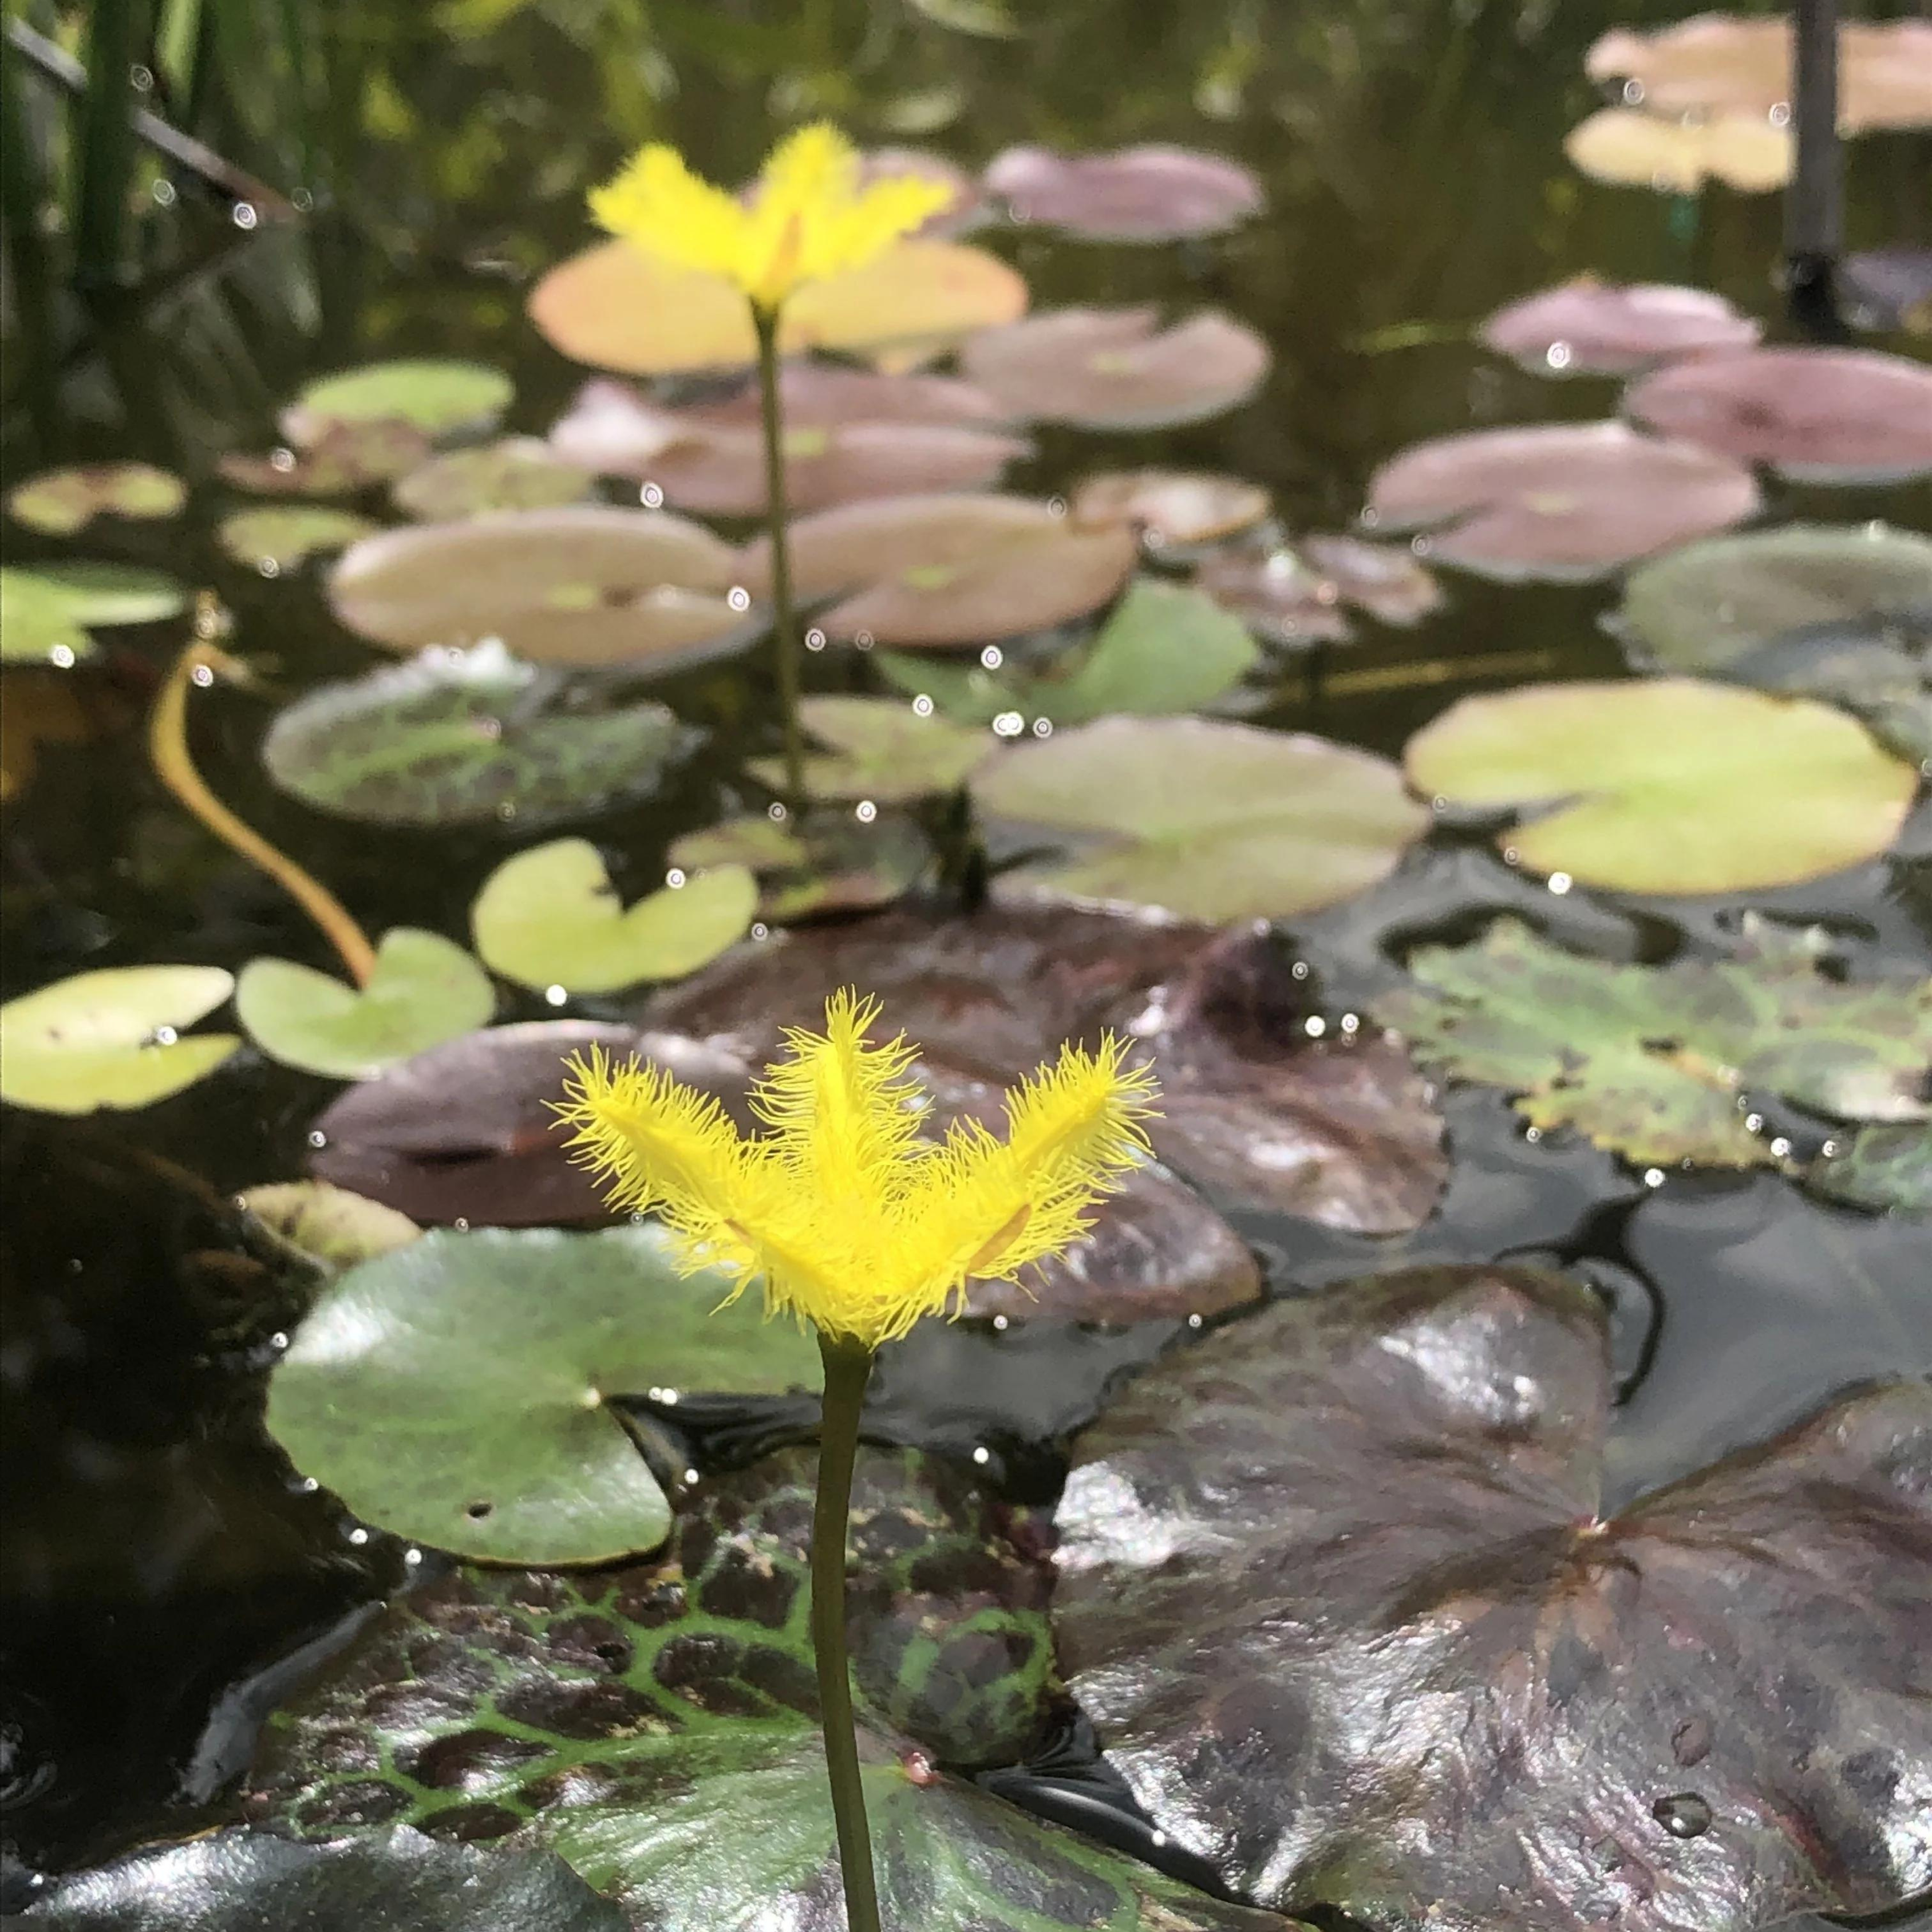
[528,237,1027,378]
[744,694,991,801]
[1054,1264,1932,1929]
[238,1180,422,1274]
[1403,678,1917,892]
[1373,917,1931,1173]
[1,562,188,664]
[1070,469,1271,552]
[962,306,1271,430]
[327,506,753,671]
[670,808,933,923]
[1365,421,1760,580]
[266,1222,819,1564]
[7,462,185,535]
[1563,107,1791,193]
[1480,279,1761,376]
[471,841,755,994]
[983,143,1263,242]
[219,420,434,498]
[392,438,597,520]
[1297,534,1447,626]
[217,505,378,571]
[1625,346,1932,485]
[973,715,1430,922]
[1194,546,1356,647]
[262,641,697,830]
[282,359,513,445]
[0,965,239,1114]
[237,930,496,1080]
[1810,1121,1932,1214]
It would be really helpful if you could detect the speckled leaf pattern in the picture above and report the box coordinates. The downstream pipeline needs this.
[1053,1264,1932,1930]
[1809,1123,1932,1215]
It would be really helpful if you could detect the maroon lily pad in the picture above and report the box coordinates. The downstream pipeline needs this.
[218,420,433,498]
[1070,470,1271,553]
[982,144,1264,242]
[1298,534,1447,626]
[961,307,1271,430]
[1054,1262,1932,1930]
[1481,279,1761,377]
[1624,346,1932,485]
[1365,421,1760,581]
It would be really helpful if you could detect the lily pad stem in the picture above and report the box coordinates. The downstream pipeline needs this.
[753,303,807,814]
[150,637,377,986]
[812,1329,882,1932]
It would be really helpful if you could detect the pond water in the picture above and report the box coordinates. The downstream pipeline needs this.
[1,1,1929,1926]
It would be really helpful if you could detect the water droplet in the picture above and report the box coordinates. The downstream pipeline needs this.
[545,983,568,1007]
[1548,871,1574,895]
[1768,101,1790,127]
[1361,507,1381,529]
[149,1024,179,1047]
[659,1389,679,1406]
[1744,1113,1764,1135]
[258,557,280,579]
[300,1476,321,1493]
[270,447,298,473]
[1524,1125,1542,1143]
[1502,846,1521,866]
[854,629,874,651]
[307,1129,329,1149]
[270,1331,289,1350]
[727,584,751,612]
[750,922,770,941]
[1652,1793,1712,1839]
[993,710,1025,738]
[49,642,77,669]
[1622,78,1646,105]
[347,1526,370,1546]
[1047,496,1066,517]
[129,62,154,90]
[666,867,687,888]
[1769,1136,1792,1158]
[979,645,1003,670]
[1290,961,1310,980]
[1187,1313,1203,1329]
[992,1314,1009,1331]
[1643,1167,1665,1188]
[1409,535,1432,558]
[232,200,259,230]
[1820,1139,1840,1159]
[805,626,826,651]
[453,1217,471,1232]
[1032,717,1053,738]
[151,177,177,208]
[1545,341,1573,371]
[1304,1016,1327,1038]
[291,188,314,213]
[1340,1013,1360,1034]
[497,801,517,821]
[971,1445,991,1465]
[640,481,664,508]
[404,1546,423,1565]
[768,802,789,821]
[912,694,934,717]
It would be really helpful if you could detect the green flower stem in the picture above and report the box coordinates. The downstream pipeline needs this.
[812,1329,882,1932]
[753,303,808,815]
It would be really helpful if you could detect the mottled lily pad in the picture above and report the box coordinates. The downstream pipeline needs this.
[962,306,1271,430]
[1404,678,1917,892]
[392,438,597,520]
[1481,279,1761,376]
[282,359,513,445]
[1,562,188,664]
[1194,546,1356,647]
[1625,347,1932,485]
[219,420,433,498]
[0,965,239,1114]
[1070,469,1270,552]
[218,505,378,571]
[6,462,185,535]
[983,143,1264,242]
[471,841,755,994]
[328,506,753,671]
[262,642,697,830]
[1811,1122,1932,1215]
[1365,421,1759,580]
[1373,917,1931,1173]
[1054,1263,1932,1929]
[266,1222,819,1564]
[744,694,991,801]
[238,1180,422,1274]
[974,715,1429,922]
[670,809,933,923]
[1298,534,1447,626]
[1563,108,1791,193]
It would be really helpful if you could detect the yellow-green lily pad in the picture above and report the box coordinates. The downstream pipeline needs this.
[238,1180,422,1274]
[217,505,378,571]
[392,437,598,520]
[6,462,185,535]
[744,694,992,801]
[281,359,513,445]
[1,562,188,664]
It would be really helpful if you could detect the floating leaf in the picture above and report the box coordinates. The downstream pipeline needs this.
[1194,546,1356,647]
[328,506,753,670]
[669,809,933,923]
[0,965,239,1113]
[392,438,597,520]
[983,144,1263,242]
[1070,469,1270,552]
[1625,346,1932,485]
[744,694,991,801]
[1404,678,1917,892]
[263,641,697,830]
[471,841,755,994]
[1,562,188,664]
[217,504,377,571]
[219,420,433,497]
[237,929,496,1080]
[267,1222,818,1564]
[1055,1264,1932,1929]
[1480,279,1760,376]
[6,462,185,535]
[973,715,1429,922]
[282,359,513,444]
[1297,534,1447,626]
[1563,107,1791,193]
[1811,1122,1932,1214]
[962,306,1271,430]
[238,1180,422,1274]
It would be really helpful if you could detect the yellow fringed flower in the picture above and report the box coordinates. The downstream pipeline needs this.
[587,124,953,313]
[555,990,1159,1349]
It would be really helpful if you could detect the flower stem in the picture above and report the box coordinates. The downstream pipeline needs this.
[812,1330,881,1932]
[753,304,807,816]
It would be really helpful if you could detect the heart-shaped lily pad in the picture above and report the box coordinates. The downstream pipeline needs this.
[1480,279,1761,376]
[1365,421,1760,580]
[2,562,188,663]
[266,1223,820,1563]
[1404,677,1917,892]
[392,438,597,520]
[744,694,991,801]
[983,143,1264,241]
[1563,108,1791,193]
[328,506,752,670]
[1070,469,1270,552]
[6,462,185,535]
[281,359,513,444]
[238,1180,422,1274]
[237,930,496,1080]
[962,306,1271,430]
[219,420,433,497]
[973,714,1429,922]
[0,965,239,1113]
[262,641,697,830]
[217,504,378,571]
[471,841,756,994]
[1625,346,1932,484]
[1054,1263,1932,1929]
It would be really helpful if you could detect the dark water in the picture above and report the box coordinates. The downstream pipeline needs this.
[2,0,1930,1914]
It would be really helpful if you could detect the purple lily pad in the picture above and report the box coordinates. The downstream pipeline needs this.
[983,144,1264,242]
[1070,469,1271,553]
[1195,546,1356,647]
[1481,279,1761,377]
[1298,534,1447,626]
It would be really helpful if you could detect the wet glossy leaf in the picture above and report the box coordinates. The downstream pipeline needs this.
[6,462,185,535]
[744,694,991,801]
[267,1222,819,1564]
[219,420,434,497]
[1809,1122,1932,1215]
[1480,279,1760,377]
[392,438,597,520]
[1055,1263,1932,1930]
[0,965,239,1113]
[1563,108,1791,193]
[217,505,378,571]
[471,840,756,994]
[974,715,1429,922]
[983,144,1263,242]
[238,1180,422,1274]
[1070,469,1270,552]
[1404,678,1917,892]
[282,359,513,444]
[237,929,496,1080]
[1,562,188,664]
[262,641,696,830]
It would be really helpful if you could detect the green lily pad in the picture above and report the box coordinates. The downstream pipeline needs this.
[282,359,513,445]
[1810,1122,1932,1215]
[262,641,697,830]
[880,578,1258,728]
[671,808,931,923]
[392,438,598,520]
[217,504,378,571]
[745,694,991,800]
[238,1180,422,1274]
[1,562,188,664]
[973,714,1429,922]
[6,462,185,535]
[236,929,496,1080]
[1405,678,1918,893]
[667,814,811,872]
[1373,918,1931,1176]
[0,965,240,1114]
[471,841,756,994]
[264,1223,820,1564]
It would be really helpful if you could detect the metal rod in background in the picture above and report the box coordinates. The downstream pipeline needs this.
[1784,0,1845,338]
